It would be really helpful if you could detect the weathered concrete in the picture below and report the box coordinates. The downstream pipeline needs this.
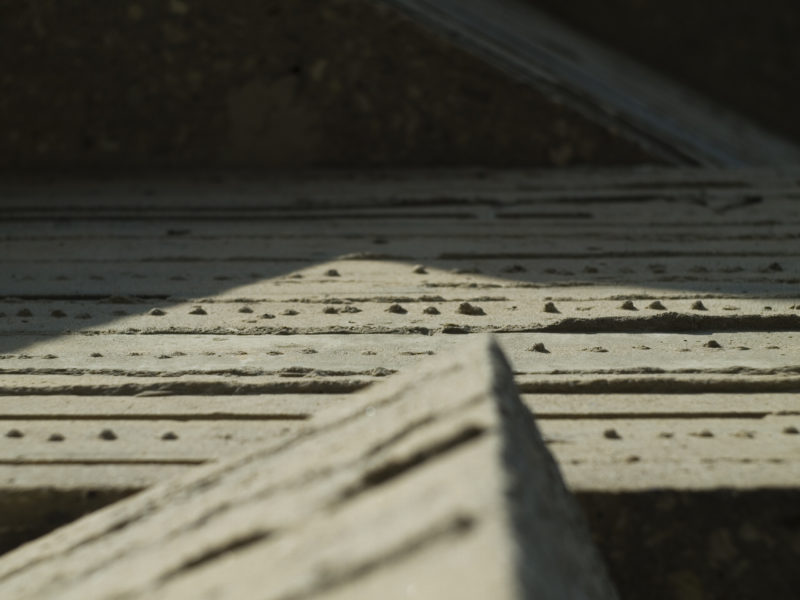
[0,337,619,600]
[1,170,798,596]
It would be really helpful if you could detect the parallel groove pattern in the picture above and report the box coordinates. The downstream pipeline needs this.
[1,169,799,551]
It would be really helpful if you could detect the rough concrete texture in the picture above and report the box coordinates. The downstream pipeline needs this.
[2,169,800,597]
[0,1,651,169]
[0,337,619,600]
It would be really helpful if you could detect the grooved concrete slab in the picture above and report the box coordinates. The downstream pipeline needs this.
[0,337,619,600]
[1,170,799,562]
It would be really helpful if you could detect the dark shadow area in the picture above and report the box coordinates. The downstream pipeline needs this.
[5,485,800,600]
[530,0,800,145]
[0,488,138,556]
[0,1,650,170]
[579,489,800,600]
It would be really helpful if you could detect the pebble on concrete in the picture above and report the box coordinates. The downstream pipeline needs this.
[457,302,485,316]
[99,429,117,441]
[543,302,559,314]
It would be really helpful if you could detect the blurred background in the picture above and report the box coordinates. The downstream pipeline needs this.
[0,0,800,173]
[3,0,796,171]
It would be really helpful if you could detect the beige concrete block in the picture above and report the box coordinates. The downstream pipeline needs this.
[0,337,617,600]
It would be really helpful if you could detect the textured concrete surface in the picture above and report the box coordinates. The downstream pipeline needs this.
[0,337,620,600]
[1,169,799,597]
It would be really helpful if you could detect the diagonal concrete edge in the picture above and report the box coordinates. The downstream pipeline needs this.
[380,0,800,167]
[487,341,619,599]
[0,336,618,600]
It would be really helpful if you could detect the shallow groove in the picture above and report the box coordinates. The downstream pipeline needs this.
[159,530,273,582]
[439,251,800,259]
[538,313,800,333]
[0,414,310,422]
[516,378,800,394]
[274,515,476,600]
[533,412,771,420]
[338,425,487,503]
[0,380,370,396]
[0,459,206,466]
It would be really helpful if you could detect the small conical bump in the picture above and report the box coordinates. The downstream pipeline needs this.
[766,262,783,272]
[619,300,637,310]
[323,306,340,314]
[50,310,67,318]
[149,308,166,316]
[341,305,362,313]
[783,426,799,435]
[693,429,714,438]
[543,302,559,314]
[502,264,526,273]
[412,265,427,274]
[603,428,622,440]
[162,431,179,441]
[189,306,207,315]
[648,301,666,310]
[90,352,103,358]
[260,313,276,319]
[16,308,32,317]
[99,429,117,441]
[324,269,340,277]
[281,309,299,316]
[691,300,707,311]
[423,306,440,315]
[457,302,485,316]
[238,306,254,314]
[5,429,23,439]
[386,304,407,314]
[48,433,65,442]
[704,340,722,348]
[528,342,549,353]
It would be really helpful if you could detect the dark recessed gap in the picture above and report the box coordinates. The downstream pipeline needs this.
[338,425,486,504]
